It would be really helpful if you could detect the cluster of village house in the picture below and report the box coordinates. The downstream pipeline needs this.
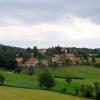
[16,48,81,68]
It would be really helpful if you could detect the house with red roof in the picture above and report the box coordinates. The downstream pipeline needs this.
[41,60,48,66]
[52,54,61,62]
[25,57,38,68]
[52,54,63,66]
[64,53,80,65]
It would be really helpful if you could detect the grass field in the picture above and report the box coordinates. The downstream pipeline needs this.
[50,66,100,83]
[0,70,39,89]
[35,66,100,92]
[0,86,89,100]
[0,66,100,98]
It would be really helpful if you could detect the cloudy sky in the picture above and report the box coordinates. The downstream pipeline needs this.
[0,0,100,48]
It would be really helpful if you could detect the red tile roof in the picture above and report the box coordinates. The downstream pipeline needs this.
[26,58,38,65]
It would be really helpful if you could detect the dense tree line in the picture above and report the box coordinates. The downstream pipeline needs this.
[0,44,26,70]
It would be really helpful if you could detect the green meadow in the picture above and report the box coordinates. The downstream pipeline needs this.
[0,66,100,94]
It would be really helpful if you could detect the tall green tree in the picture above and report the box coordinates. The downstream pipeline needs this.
[38,68,55,90]
[91,56,96,65]
[0,73,5,86]
[33,46,39,58]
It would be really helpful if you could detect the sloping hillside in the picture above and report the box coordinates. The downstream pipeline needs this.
[0,87,89,100]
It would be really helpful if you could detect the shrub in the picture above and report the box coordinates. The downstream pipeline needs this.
[80,84,85,95]
[14,67,22,73]
[95,63,100,68]
[65,77,72,84]
[93,82,100,100]
[27,67,35,75]
[94,82,100,90]
[95,86,100,100]
[0,74,5,86]
[63,59,71,66]
[61,88,67,93]
[22,67,35,75]
[80,84,93,98]
[75,87,79,95]
[38,68,55,90]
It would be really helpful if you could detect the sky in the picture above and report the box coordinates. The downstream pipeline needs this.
[0,0,100,48]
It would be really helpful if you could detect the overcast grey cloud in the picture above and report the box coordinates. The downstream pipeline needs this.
[0,0,100,48]
[0,0,100,24]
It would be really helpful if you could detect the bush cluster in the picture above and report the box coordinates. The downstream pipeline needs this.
[0,74,5,86]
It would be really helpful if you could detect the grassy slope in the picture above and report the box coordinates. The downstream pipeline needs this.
[52,66,100,92]
[0,86,89,100]
[0,66,100,94]
[50,66,100,83]
[35,66,100,92]
[0,70,39,89]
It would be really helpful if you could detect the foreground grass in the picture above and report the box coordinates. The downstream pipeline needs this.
[0,86,89,100]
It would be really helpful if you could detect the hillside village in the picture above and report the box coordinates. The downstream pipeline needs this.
[0,44,100,70]
[15,47,98,68]
[16,48,81,67]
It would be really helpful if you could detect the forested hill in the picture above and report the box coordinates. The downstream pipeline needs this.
[96,48,100,50]
[0,44,26,70]
[0,44,25,54]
